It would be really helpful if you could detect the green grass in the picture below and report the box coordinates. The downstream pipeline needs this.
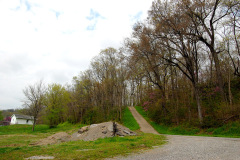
[0,122,85,148]
[135,106,240,138]
[122,107,140,131]
[0,123,166,160]
[135,106,149,120]
[0,122,83,135]
[208,121,240,137]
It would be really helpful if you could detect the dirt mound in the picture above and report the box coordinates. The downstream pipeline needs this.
[71,121,136,141]
[31,132,71,146]
[32,122,136,145]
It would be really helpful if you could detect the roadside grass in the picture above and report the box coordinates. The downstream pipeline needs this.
[0,122,84,148]
[206,121,240,137]
[0,123,166,160]
[122,107,140,131]
[135,106,240,138]
[0,122,83,135]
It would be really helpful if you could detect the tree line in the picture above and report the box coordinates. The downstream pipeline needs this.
[22,0,240,131]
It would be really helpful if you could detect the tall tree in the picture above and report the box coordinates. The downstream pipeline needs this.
[154,1,204,123]
[125,25,170,114]
[224,0,240,77]
[22,80,46,131]
[170,0,238,99]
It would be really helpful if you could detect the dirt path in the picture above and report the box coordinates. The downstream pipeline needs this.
[128,106,158,134]
[109,106,240,160]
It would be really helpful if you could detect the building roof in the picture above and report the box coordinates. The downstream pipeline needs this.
[11,114,34,120]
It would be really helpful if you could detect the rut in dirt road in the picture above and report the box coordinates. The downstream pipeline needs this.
[128,106,158,134]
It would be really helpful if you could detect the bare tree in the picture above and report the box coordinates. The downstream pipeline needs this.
[22,80,46,131]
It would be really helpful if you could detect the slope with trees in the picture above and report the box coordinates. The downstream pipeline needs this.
[21,0,240,131]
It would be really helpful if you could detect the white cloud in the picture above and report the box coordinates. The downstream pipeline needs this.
[0,0,153,110]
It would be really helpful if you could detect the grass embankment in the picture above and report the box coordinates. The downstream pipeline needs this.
[0,122,165,160]
[122,107,140,131]
[135,106,240,138]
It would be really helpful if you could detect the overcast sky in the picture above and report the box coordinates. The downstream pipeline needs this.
[0,0,153,110]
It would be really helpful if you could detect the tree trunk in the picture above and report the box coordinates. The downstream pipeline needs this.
[193,84,203,124]
[228,67,233,108]
[212,50,226,101]
[32,118,36,131]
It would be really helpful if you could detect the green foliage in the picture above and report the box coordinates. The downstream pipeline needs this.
[45,84,70,127]
[202,115,222,128]
[0,111,3,121]
[82,107,105,124]
[82,106,123,125]
[230,78,240,103]
[122,107,140,131]
[0,125,166,160]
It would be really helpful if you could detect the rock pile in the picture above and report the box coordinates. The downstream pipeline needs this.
[71,121,136,141]
[32,122,136,145]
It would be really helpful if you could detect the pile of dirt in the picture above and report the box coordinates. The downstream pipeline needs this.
[31,132,70,146]
[32,122,136,145]
[71,121,136,141]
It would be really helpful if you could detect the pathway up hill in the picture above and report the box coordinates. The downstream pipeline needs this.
[128,106,158,134]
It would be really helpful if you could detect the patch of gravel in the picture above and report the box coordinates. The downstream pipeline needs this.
[110,135,240,160]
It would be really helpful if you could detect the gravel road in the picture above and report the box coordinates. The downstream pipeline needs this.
[109,107,240,160]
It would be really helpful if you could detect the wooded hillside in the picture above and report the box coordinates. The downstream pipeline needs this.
[22,0,240,128]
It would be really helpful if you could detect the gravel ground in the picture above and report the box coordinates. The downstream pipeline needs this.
[109,107,240,160]
[113,135,240,160]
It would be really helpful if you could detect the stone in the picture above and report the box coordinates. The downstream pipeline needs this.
[116,131,124,136]
[130,131,137,135]
[78,126,89,134]
[90,124,98,128]
[107,124,113,132]
[123,130,131,135]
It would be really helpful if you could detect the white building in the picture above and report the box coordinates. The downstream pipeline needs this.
[10,114,34,125]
